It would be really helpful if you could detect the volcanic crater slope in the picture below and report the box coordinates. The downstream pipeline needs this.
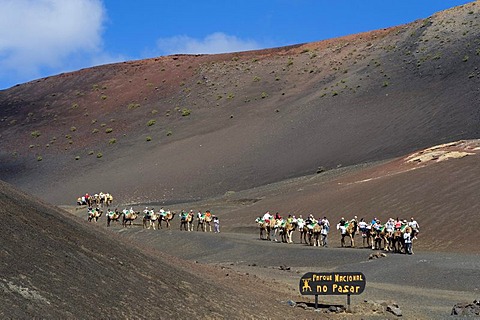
[0,2,479,207]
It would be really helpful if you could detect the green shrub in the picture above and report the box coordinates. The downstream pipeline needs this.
[105,128,113,133]
[147,119,156,126]
[166,130,173,136]
[146,136,152,142]
[88,150,94,155]
[31,131,41,138]
[65,134,72,139]
[75,156,80,160]
[92,128,99,134]
[261,92,268,99]
[127,103,141,110]
[109,138,116,144]
[37,155,43,161]
[181,109,191,116]
[96,153,103,158]
[100,95,107,100]
[70,126,77,132]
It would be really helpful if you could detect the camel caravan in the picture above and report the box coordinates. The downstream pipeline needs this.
[77,192,113,207]
[255,212,419,255]
[87,205,220,233]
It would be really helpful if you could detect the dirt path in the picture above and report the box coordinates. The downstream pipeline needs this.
[96,221,479,319]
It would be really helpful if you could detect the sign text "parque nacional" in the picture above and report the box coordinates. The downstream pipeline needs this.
[299,272,366,296]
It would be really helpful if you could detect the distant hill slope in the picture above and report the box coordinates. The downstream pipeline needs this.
[0,2,479,204]
[216,139,480,254]
[0,180,299,319]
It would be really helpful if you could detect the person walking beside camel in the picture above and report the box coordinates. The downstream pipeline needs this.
[213,215,220,233]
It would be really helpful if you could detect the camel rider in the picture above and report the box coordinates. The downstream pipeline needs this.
[197,211,203,220]
[358,218,367,233]
[263,211,272,223]
[339,217,346,226]
[287,214,293,224]
[338,223,347,235]
[385,218,395,234]
[408,217,420,239]
[274,212,281,220]
[180,210,188,220]
[297,215,305,230]
[395,217,402,230]
[143,207,150,218]
[321,217,330,232]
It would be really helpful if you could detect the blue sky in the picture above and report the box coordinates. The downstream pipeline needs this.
[0,0,472,90]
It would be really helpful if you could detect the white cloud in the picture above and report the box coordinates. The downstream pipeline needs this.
[156,32,262,55]
[0,0,105,88]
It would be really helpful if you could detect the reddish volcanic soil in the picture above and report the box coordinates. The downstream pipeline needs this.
[1,2,480,319]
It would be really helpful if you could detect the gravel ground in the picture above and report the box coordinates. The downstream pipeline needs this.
[100,222,480,319]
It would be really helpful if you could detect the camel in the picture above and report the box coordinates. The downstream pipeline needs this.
[339,220,358,248]
[106,209,122,227]
[87,208,102,222]
[309,223,322,247]
[105,193,113,207]
[143,211,160,230]
[122,209,138,227]
[180,212,194,231]
[255,217,276,241]
[297,219,309,244]
[158,211,175,229]
[391,228,405,253]
[280,220,297,243]
[370,225,390,250]
[360,225,374,248]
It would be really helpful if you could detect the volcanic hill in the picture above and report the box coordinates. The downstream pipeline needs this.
[1,2,479,206]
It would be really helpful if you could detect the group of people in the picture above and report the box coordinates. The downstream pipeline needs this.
[258,211,420,253]
[77,192,113,207]
[260,212,331,246]
[180,209,220,233]
[339,215,420,254]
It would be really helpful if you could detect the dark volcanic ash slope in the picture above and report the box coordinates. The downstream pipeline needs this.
[0,180,301,319]
[1,2,480,204]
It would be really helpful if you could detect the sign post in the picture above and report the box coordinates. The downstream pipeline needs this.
[299,272,366,310]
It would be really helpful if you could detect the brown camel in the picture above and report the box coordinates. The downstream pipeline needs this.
[309,223,322,247]
[180,212,194,231]
[143,211,160,230]
[106,209,122,227]
[158,211,175,229]
[256,217,277,241]
[340,220,358,248]
[87,208,102,222]
[280,220,297,243]
[122,210,138,227]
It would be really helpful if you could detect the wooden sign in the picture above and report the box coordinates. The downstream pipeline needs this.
[299,272,366,296]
